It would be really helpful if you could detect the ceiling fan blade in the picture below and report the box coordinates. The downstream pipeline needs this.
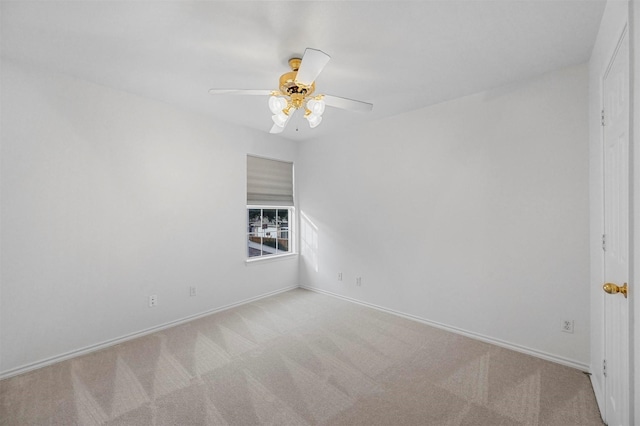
[295,48,331,86]
[208,89,273,95]
[270,124,285,134]
[323,95,373,112]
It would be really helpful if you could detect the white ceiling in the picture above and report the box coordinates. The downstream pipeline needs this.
[1,1,606,142]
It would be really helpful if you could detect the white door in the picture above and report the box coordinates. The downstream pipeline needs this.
[602,26,630,426]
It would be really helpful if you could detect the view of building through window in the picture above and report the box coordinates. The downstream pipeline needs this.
[247,208,290,258]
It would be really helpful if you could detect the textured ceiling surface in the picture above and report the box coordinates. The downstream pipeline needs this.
[1,1,606,141]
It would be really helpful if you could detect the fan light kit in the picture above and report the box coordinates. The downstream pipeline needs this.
[209,48,373,134]
[269,57,326,129]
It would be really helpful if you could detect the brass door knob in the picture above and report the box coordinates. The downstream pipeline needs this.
[603,282,628,298]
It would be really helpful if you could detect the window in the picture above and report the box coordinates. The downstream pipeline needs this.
[247,208,290,258]
[246,155,293,259]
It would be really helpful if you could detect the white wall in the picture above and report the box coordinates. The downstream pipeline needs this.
[297,64,590,368]
[0,60,298,376]
[587,0,631,413]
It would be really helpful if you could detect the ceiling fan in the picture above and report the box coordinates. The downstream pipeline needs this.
[209,48,373,134]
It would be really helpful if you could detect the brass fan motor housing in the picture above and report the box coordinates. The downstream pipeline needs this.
[278,58,315,100]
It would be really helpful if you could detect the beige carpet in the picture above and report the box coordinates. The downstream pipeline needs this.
[1,288,603,425]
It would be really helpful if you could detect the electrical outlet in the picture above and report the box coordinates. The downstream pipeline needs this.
[338,272,343,281]
[356,277,362,286]
[189,286,197,296]
[561,319,574,333]
[149,295,158,307]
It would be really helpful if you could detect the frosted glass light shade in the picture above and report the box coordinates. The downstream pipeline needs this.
[272,111,289,127]
[307,99,325,116]
[269,96,288,114]
[306,114,322,128]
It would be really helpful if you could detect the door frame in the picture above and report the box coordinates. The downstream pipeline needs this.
[600,22,631,425]
[630,0,638,421]
[589,1,637,424]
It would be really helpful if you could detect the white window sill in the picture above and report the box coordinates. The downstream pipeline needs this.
[245,252,298,265]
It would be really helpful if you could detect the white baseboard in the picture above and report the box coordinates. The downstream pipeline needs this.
[0,285,298,380]
[300,285,590,372]
[2,284,591,380]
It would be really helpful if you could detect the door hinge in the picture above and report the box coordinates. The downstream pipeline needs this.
[602,234,606,251]
[601,109,605,126]
[603,359,607,377]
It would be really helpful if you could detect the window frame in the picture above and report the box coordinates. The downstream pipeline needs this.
[246,205,296,262]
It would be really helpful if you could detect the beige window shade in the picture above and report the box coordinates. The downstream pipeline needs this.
[247,155,294,206]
